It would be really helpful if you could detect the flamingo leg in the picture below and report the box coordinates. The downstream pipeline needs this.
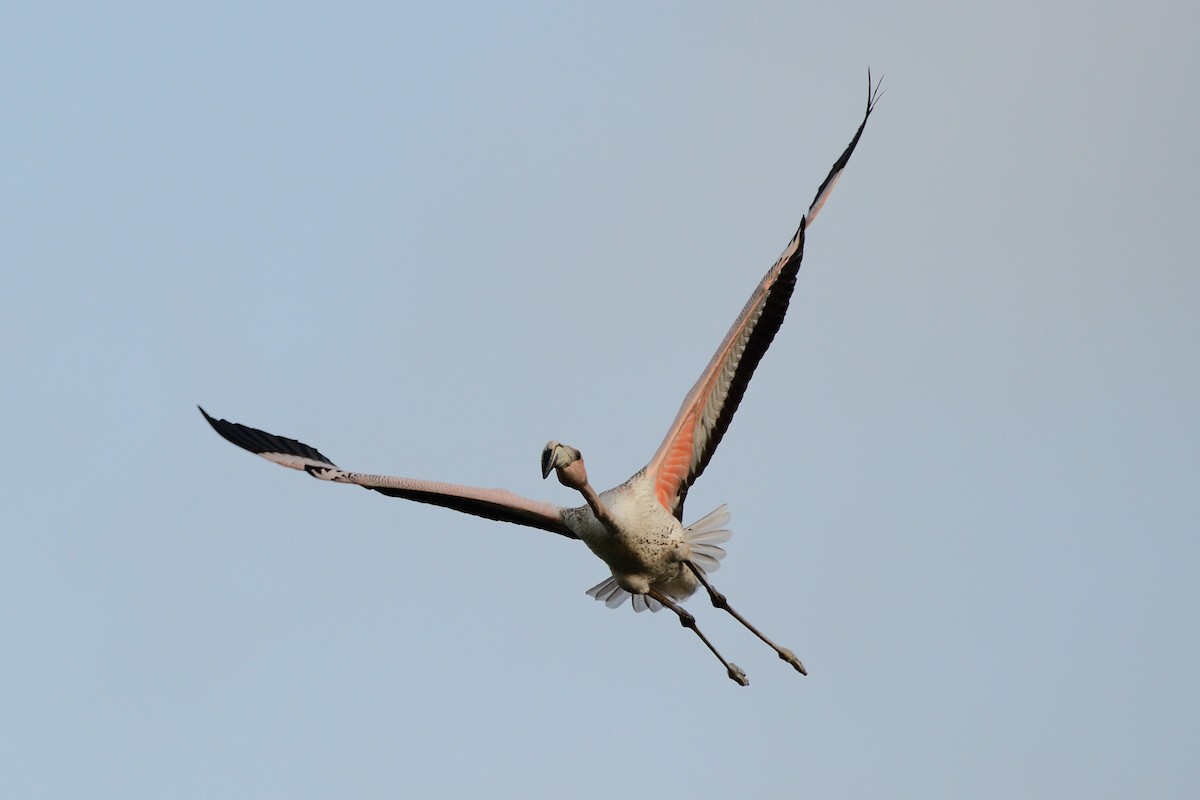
[684,562,807,675]
[647,589,749,686]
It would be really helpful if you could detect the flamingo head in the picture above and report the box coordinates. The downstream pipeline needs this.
[541,440,588,489]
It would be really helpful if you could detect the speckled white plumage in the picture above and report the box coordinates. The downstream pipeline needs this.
[562,472,694,598]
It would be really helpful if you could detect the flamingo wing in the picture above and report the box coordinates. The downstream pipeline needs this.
[200,407,578,539]
[645,75,881,519]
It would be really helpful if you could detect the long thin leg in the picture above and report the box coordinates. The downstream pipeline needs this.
[647,589,749,686]
[684,562,808,675]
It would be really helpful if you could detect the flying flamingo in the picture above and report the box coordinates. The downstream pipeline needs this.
[202,77,880,685]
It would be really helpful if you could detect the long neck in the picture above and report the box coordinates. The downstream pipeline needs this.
[577,482,619,531]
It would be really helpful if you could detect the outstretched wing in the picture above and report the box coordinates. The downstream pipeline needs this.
[644,74,882,519]
[200,407,579,539]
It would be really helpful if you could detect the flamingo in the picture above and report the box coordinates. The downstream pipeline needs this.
[202,77,880,685]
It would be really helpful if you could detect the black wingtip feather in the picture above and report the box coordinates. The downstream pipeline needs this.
[198,406,337,466]
[807,70,883,216]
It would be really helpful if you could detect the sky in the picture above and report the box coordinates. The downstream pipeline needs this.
[4,1,1198,797]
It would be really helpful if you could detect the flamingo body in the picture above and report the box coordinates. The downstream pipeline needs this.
[563,471,694,598]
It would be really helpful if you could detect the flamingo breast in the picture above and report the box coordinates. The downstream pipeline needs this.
[563,477,696,598]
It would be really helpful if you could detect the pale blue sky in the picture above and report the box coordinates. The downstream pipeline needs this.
[4,2,1198,797]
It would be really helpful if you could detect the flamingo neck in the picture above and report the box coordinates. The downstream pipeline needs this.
[578,483,618,531]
